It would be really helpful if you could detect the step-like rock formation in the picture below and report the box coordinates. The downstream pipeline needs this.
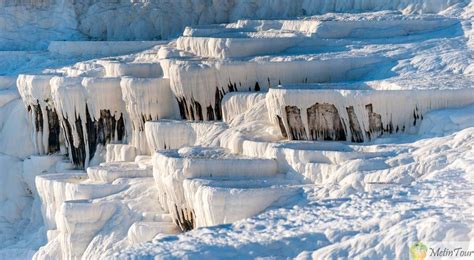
[10,10,474,258]
[98,60,164,78]
[87,161,152,183]
[120,77,179,154]
[36,172,126,230]
[145,120,227,151]
[152,147,279,231]
[48,41,165,57]
[266,86,474,142]
[183,177,299,228]
[168,56,385,121]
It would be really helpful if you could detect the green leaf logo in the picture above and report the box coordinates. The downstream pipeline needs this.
[410,241,428,260]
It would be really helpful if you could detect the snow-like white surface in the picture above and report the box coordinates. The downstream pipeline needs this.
[99,60,163,78]
[121,77,180,154]
[0,1,474,258]
[221,92,266,123]
[183,177,299,228]
[3,0,464,51]
[145,120,227,151]
[120,104,474,259]
[48,41,165,57]
[86,161,152,183]
[105,144,137,163]
[152,147,278,230]
[266,87,474,141]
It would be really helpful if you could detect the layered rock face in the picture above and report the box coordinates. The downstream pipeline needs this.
[266,87,474,142]
[50,77,127,168]
[7,5,474,258]
[3,0,465,51]
[17,75,61,155]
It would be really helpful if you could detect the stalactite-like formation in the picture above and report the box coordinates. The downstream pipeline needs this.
[17,74,62,155]
[268,88,474,143]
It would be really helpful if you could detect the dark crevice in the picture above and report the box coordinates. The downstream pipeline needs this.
[346,106,364,143]
[46,106,61,153]
[365,104,383,140]
[276,115,288,139]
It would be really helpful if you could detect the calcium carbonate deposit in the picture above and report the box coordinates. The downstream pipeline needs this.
[0,0,473,259]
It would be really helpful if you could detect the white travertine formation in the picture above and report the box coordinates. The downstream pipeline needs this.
[50,76,127,167]
[120,77,180,155]
[152,147,278,230]
[145,120,227,151]
[266,87,474,142]
[3,3,474,258]
[36,172,126,230]
[106,144,137,162]
[55,200,117,259]
[169,56,384,120]
[239,140,391,183]
[176,35,301,59]
[48,41,164,57]
[222,92,266,123]
[87,161,152,183]
[17,74,61,155]
[183,178,299,228]
[99,60,164,78]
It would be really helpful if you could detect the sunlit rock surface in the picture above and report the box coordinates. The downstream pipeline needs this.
[1,1,473,259]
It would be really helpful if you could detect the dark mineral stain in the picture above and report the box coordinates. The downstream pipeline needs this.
[346,106,364,143]
[285,106,307,140]
[307,103,346,141]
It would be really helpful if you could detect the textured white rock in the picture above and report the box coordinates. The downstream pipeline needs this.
[183,177,299,228]
[106,144,137,163]
[50,76,127,167]
[176,35,301,59]
[0,99,35,158]
[87,162,152,183]
[266,87,474,142]
[222,92,266,123]
[99,60,164,78]
[48,41,165,57]
[17,74,61,155]
[120,77,179,154]
[127,221,180,244]
[169,56,385,120]
[55,201,116,259]
[81,77,126,122]
[145,120,227,151]
[152,147,278,230]
[35,172,126,230]
[34,176,171,259]
[240,140,391,183]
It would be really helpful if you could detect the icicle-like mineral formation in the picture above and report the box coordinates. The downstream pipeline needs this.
[17,74,61,155]
[267,87,474,142]
[169,56,385,121]
[50,77,127,168]
[120,77,179,154]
